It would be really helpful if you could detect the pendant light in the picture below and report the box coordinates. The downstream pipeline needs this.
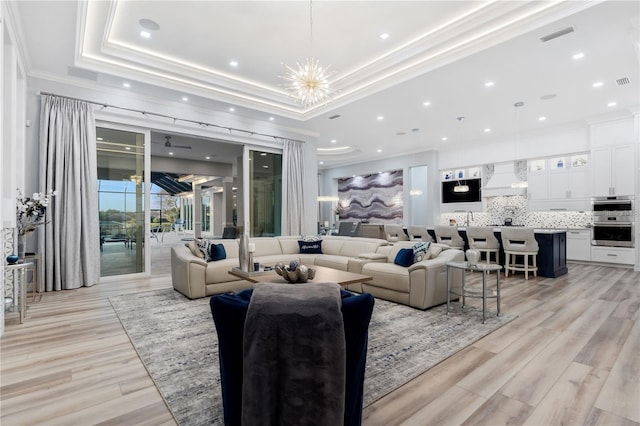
[454,116,470,193]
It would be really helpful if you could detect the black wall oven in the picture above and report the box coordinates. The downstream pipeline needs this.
[591,196,635,248]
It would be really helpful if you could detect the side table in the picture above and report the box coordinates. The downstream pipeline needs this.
[446,261,502,324]
[5,261,34,324]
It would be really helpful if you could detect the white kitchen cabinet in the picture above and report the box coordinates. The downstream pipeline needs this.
[592,144,635,196]
[566,229,591,261]
[591,246,635,265]
[528,154,591,211]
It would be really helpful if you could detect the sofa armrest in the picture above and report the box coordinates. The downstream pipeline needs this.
[171,245,208,299]
[406,249,464,309]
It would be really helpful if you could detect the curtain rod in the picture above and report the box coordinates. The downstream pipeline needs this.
[39,92,306,144]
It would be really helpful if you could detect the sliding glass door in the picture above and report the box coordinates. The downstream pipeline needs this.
[249,150,282,237]
[96,126,149,277]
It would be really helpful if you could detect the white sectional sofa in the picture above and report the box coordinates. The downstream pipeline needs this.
[171,235,463,310]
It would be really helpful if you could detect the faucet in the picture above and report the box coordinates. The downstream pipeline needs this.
[466,211,474,226]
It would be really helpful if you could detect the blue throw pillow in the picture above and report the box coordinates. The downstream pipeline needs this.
[298,240,322,254]
[394,248,414,267]
[209,243,227,261]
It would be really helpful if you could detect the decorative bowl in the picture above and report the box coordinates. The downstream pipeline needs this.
[6,254,19,264]
[274,263,316,283]
[465,249,481,266]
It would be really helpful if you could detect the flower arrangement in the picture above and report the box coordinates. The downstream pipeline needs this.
[16,189,56,236]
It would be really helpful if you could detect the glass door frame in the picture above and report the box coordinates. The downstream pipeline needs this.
[96,120,152,280]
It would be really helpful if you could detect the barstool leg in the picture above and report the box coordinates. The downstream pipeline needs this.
[525,254,529,280]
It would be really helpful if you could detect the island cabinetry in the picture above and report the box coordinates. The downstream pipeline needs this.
[566,229,591,261]
[591,144,635,196]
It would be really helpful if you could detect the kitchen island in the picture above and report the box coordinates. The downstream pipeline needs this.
[427,227,567,278]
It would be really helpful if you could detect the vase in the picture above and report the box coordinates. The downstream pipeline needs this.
[466,249,481,266]
[238,234,250,272]
[18,235,27,262]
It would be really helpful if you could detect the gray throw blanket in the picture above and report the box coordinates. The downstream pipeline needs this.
[242,282,346,426]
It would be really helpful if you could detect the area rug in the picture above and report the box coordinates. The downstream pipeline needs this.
[110,289,515,426]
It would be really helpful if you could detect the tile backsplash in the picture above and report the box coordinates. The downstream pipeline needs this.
[439,196,592,229]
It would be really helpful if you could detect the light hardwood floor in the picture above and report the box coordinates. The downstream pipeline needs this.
[1,262,638,425]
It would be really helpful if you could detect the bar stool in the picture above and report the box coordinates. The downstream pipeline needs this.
[384,224,409,243]
[434,225,465,250]
[500,227,539,279]
[406,225,433,242]
[465,226,500,265]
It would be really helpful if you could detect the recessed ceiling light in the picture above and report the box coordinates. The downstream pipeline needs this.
[423,101,431,107]
[485,81,495,87]
[379,33,390,40]
[122,82,130,88]
[140,31,151,38]
[181,96,188,102]
[125,146,131,150]
[607,101,617,107]
[572,52,585,60]
[319,161,324,165]
[229,61,239,67]
[484,128,491,132]
[260,152,267,156]
[205,156,211,160]
[377,116,384,121]
[592,81,603,88]
[97,137,103,141]
[441,137,448,141]
[269,117,274,121]
[377,149,382,153]
[538,116,547,121]
[263,165,269,169]
[331,139,337,144]
[229,107,235,112]
[168,152,174,155]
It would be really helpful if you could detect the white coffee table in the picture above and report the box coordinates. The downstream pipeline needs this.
[446,261,502,324]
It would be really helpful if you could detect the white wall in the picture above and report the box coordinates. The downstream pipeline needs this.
[319,150,440,227]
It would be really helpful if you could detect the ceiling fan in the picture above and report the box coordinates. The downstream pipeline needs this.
[157,135,192,150]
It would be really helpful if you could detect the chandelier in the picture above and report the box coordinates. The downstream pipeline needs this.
[282,0,335,107]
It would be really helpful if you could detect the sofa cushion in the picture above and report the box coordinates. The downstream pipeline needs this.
[210,243,227,261]
[251,238,284,256]
[186,239,205,258]
[206,258,244,284]
[339,239,385,258]
[426,244,443,260]
[413,241,430,263]
[394,248,414,267]
[315,254,349,271]
[362,263,411,293]
[322,239,344,256]
[278,237,302,255]
[298,239,322,254]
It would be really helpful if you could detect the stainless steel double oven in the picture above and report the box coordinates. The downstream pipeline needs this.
[591,196,635,248]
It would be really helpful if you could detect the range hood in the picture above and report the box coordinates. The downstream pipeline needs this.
[483,162,527,197]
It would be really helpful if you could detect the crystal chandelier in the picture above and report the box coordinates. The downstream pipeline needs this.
[282,0,335,107]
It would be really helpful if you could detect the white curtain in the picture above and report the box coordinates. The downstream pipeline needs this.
[281,140,305,236]
[38,95,100,291]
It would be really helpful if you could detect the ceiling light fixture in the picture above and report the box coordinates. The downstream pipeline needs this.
[423,101,431,106]
[572,52,585,60]
[485,81,495,87]
[181,96,188,102]
[140,31,151,38]
[282,0,335,107]
[379,33,390,40]
[229,61,238,67]
[607,101,617,107]
[593,81,603,88]
[538,116,547,121]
